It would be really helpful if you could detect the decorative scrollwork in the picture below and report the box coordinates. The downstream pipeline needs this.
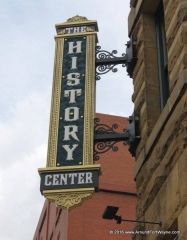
[96,65,118,80]
[123,128,128,133]
[95,46,127,80]
[96,46,118,59]
[122,53,127,67]
[94,141,119,161]
[44,190,94,211]
[94,117,118,135]
[94,118,129,160]
[66,15,89,23]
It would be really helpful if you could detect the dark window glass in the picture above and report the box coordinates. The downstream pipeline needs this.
[155,1,169,110]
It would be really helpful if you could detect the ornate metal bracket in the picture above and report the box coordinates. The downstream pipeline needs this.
[94,118,129,161]
[95,36,137,80]
[95,47,127,80]
[94,113,140,160]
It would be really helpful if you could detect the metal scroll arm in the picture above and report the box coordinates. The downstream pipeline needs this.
[94,114,140,160]
[95,37,137,80]
[94,118,129,161]
[95,47,127,80]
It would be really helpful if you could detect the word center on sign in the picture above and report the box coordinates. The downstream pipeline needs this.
[45,172,93,186]
[40,170,99,191]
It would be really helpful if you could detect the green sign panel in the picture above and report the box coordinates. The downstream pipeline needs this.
[57,37,86,167]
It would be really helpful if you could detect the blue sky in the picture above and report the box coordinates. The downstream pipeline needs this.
[0,1,132,239]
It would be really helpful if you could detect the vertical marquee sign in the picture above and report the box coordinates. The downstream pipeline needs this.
[38,16,101,210]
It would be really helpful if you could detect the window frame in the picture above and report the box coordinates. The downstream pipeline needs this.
[155,0,169,110]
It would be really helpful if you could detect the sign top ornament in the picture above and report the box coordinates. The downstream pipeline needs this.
[55,15,98,36]
[66,15,89,23]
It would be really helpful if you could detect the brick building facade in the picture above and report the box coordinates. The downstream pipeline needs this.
[33,113,137,240]
[128,0,187,239]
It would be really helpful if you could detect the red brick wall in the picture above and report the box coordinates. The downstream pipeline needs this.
[33,113,136,240]
[68,192,136,240]
[33,201,68,240]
